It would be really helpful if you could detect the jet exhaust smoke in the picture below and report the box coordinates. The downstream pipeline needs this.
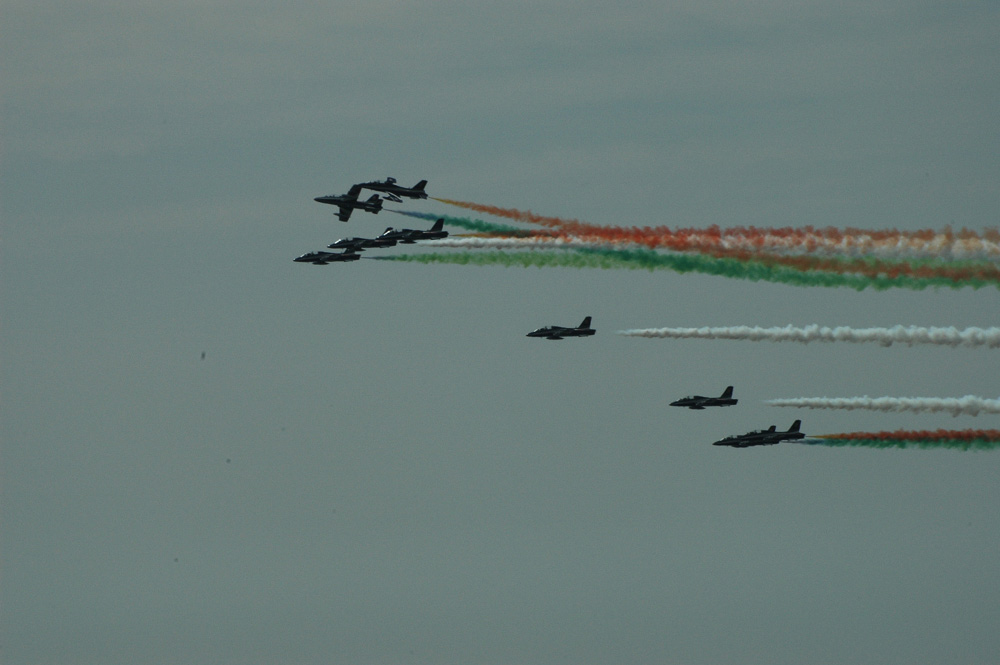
[433,197,1000,260]
[800,429,1000,450]
[766,396,1000,417]
[617,325,1000,348]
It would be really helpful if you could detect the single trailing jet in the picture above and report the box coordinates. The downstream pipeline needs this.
[314,188,383,222]
[355,177,428,203]
[526,316,595,340]
[670,386,738,410]
[327,228,399,251]
[379,219,449,244]
[712,420,804,447]
[293,249,361,265]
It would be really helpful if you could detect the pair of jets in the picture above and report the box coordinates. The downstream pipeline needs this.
[294,219,448,265]
[670,386,806,447]
[315,178,428,222]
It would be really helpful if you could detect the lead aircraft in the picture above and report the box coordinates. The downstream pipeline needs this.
[670,386,738,409]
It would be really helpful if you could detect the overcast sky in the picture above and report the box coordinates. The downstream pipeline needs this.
[4,2,1000,664]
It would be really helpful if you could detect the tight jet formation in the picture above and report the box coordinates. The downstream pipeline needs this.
[313,178,428,222]
[295,178,447,265]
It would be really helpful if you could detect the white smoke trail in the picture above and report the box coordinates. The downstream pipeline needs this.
[616,325,1000,348]
[417,237,611,250]
[766,396,1000,417]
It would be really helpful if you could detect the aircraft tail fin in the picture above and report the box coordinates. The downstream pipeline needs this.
[430,218,444,232]
[721,386,734,399]
[414,180,427,191]
[366,194,381,204]
[789,420,801,432]
[579,316,592,329]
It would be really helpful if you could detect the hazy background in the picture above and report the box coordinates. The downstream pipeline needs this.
[3,2,999,663]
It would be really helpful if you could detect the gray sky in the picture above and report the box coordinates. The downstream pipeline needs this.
[3,2,1000,664]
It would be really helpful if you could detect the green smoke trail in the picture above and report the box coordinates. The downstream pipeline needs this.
[800,438,1000,450]
[373,248,998,291]
[392,211,533,236]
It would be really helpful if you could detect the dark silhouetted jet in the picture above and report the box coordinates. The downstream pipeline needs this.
[314,187,383,222]
[327,228,400,251]
[526,316,595,340]
[355,177,428,203]
[712,420,803,447]
[293,249,361,265]
[380,218,449,244]
[670,386,738,409]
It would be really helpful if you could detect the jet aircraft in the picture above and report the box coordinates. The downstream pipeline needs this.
[526,316,595,340]
[327,228,399,251]
[712,420,804,447]
[670,386,738,409]
[355,177,428,203]
[314,188,383,222]
[293,249,361,265]
[380,218,449,244]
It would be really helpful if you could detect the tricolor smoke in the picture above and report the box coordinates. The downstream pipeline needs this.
[766,396,1000,417]
[388,204,999,289]
[408,214,1000,285]
[434,198,1000,260]
[801,429,1000,450]
[617,325,1000,348]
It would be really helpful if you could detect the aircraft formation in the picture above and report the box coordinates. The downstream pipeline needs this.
[295,178,446,264]
[294,181,812,447]
[519,318,799,447]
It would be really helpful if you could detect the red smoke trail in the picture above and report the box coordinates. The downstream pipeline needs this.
[818,429,1000,441]
[432,198,582,228]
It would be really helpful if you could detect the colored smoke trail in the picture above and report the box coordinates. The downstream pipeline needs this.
[433,197,1000,260]
[433,198,583,228]
[418,237,597,250]
[370,248,990,290]
[766,396,1000,417]
[617,325,1000,348]
[558,225,1000,261]
[801,429,1000,450]
[656,249,1000,286]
